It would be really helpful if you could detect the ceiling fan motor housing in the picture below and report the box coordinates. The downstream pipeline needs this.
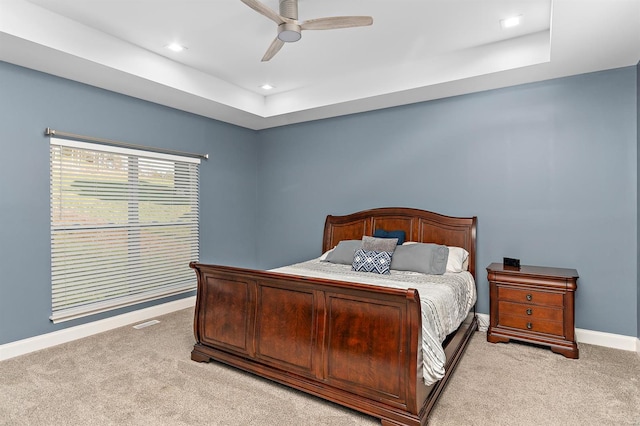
[279,0,298,19]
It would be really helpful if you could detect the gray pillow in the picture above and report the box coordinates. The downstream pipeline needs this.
[390,243,449,275]
[322,240,362,264]
[362,236,398,253]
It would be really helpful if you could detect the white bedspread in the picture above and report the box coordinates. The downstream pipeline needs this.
[271,258,477,386]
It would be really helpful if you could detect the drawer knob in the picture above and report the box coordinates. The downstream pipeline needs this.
[526,308,532,315]
[526,294,532,301]
[527,322,533,329]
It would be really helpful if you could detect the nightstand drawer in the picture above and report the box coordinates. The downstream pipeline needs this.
[498,313,564,336]
[498,287,563,307]
[498,301,563,322]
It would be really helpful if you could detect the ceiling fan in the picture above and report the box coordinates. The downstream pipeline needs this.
[240,0,373,61]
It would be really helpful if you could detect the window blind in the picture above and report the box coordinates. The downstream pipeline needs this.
[50,138,200,323]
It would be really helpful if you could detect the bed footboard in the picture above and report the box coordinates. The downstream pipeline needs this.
[190,262,437,425]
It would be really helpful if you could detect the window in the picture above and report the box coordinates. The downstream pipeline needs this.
[50,138,200,323]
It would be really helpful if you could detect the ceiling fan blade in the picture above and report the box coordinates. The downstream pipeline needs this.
[261,37,285,62]
[300,16,373,31]
[240,0,287,25]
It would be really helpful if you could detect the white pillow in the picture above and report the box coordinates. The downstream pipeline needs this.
[446,246,469,273]
[319,247,333,261]
[403,242,469,273]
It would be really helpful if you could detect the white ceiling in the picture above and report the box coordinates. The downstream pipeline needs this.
[1,0,638,130]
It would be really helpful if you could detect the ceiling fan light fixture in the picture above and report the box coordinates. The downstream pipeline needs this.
[277,23,302,42]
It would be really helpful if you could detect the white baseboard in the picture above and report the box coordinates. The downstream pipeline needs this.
[0,296,196,362]
[476,313,490,332]
[476,313,638,353]
[574,328,638,352]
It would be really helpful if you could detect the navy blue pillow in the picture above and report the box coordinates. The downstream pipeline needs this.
[373,229,406,245]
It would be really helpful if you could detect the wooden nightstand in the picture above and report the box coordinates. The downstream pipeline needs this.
[486,263,579,359]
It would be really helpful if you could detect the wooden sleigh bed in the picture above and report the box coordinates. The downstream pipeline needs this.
[190,207,478,426]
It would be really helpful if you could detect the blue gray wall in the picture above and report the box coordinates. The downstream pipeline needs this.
[0,61,259,345]
[257,67,638,337]
[1,61,638,345]
[637,60,640,340]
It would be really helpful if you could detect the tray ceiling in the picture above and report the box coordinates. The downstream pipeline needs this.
[1,0,638,129]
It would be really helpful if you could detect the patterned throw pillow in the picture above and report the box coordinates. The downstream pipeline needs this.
[352,249,393,275]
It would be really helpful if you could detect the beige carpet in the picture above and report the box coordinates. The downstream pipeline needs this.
[1,308,638,426]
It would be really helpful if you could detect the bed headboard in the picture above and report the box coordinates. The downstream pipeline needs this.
[323,207,478,278]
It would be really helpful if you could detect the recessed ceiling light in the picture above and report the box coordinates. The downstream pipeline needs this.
[261,84,275,90]
[500,15,522,29]
[166,43,187,52]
